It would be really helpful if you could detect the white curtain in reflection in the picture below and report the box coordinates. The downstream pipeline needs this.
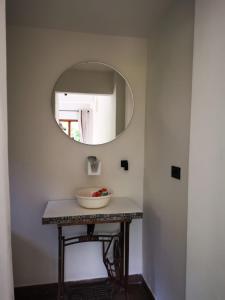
[79,109,92,144]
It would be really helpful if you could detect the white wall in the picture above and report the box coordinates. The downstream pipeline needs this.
[186,0,225,299]
[125,84,133,127]
[143,1,194,299]
[0,0,14,299]
[55,69,114,94]
[92,95,116,144]
[114,72,126,135]
[7,26,147,287]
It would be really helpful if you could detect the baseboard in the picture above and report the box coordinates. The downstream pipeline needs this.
[141,277,155,299]
[15,274,155,299]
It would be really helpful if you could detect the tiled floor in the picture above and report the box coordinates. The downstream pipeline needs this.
[15,281,154,300]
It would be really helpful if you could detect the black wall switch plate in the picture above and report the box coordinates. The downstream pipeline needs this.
[171,166,181,180]
[121,160,128,171]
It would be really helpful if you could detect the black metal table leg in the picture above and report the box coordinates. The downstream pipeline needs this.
[57,220,131,299]
[120,222,125,285]
[124,221,131,298]
[58,226,65,300]
[61,235,65,298]
[87,224,95,236]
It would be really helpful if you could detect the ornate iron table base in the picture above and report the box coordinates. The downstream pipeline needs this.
[57,221,131,300]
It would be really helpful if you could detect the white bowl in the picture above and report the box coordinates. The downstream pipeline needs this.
[76,187,112,209]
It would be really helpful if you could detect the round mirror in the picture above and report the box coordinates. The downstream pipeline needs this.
[52,62,134,145]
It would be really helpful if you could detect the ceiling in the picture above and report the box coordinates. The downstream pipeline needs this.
[6,0,174,38]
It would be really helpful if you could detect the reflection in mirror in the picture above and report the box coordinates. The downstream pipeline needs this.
[53,62,134,145]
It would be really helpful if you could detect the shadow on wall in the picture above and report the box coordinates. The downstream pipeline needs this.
[143,201,161,293]
[11,231,58,286]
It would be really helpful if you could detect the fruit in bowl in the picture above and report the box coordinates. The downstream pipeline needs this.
[76,187,112,209]
[92,188,109,197]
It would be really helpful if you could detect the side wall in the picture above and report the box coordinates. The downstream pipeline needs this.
[55,69,114,94]
[0,0,14,298]
[7,26,147,287]
[186,0,225,299]
[143,1,194,299]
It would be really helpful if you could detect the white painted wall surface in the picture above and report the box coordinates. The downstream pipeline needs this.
[143,1,194,299]
[186,1,225,299]
[7,26,147,287]
[125,84,133,128]
[92,95,116,144]
[0,0,14,298]
[55,69,114,94]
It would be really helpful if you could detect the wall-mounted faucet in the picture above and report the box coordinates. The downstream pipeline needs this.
[87,156,101,175]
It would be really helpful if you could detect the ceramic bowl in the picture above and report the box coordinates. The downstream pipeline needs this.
[76,187,112,209]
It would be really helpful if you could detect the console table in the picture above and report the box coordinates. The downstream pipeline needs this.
[42,197,143,300]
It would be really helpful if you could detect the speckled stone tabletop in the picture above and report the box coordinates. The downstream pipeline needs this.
[42,197,143,225]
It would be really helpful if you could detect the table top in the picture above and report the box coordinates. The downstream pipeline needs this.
[42,197,143,225]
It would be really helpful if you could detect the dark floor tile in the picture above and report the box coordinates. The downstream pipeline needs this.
[15,281,154,300]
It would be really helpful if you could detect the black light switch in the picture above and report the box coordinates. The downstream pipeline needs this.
[171,166,181,180]
[121,160,129,171]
